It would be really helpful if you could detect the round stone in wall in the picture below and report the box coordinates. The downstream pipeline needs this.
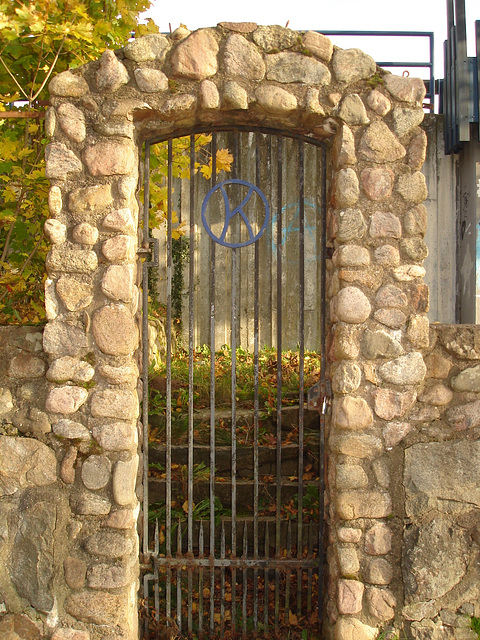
[332,48,376,84]
[45,386,88,414]
[96,50,129,92]
[255,85,297,115]
[378,352,426,385]
[48,71,89,97]
[358,121,406,163]
[92,305,139,356]
[253,25,298,52]
[57,102,86,143]
[123,34,170,63]
[332,361,362,394]
[336,209,366,242]
[360,166,395,201]
[333,396,373,430]
[134,68,168,93]
[171,29,219,80]
[224,33,265,81]
[81,455,111,490]
[336,286,371,324]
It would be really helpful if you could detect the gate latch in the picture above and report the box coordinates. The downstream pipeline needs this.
[307,380,332,414]
[137,237,159,268]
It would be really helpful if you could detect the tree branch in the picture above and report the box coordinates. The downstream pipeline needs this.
[0,55,29,100]
[31,33,67,102]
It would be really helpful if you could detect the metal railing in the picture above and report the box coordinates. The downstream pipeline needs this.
[320,30,435,108]
[441,0,480,153]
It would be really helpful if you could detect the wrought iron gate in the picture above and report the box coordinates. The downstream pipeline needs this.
[140,128,328,639]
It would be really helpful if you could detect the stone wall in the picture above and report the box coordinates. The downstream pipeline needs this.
[0,324,140,640]
[402,324,480,640]
[0,326,71,639]
[0,21,449,640]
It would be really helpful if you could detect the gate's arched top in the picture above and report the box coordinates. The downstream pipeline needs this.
[48,23,427,146]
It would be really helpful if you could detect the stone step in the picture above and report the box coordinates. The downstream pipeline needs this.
[148,477,321,513]
[149,403,319,432]
[149,443,321,478]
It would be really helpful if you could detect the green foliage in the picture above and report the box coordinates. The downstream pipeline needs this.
[367,72,384,88]
[148,344,322,446]
[150,344,321,414]
[0,0,155,323]
[471,617,480,639]
[172,236,189,325]
[147,134,233,237]
[376,629,408,640]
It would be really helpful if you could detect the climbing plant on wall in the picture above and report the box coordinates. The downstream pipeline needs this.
[0,0,158,323]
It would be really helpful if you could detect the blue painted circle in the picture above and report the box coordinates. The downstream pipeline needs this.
[201,179,270,248]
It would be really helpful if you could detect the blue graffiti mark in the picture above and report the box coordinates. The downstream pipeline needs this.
[201,179,270,248]
[268,200,321,259]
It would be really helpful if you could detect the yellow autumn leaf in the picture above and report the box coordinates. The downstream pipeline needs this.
[289,610,298,625]
[200,163,213,180]
[216,148,234,174]
[182,500,189,513]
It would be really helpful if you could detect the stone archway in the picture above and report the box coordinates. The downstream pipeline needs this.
[43,23,428,640]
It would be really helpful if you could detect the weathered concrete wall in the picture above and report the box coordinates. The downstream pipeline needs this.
[455,128,480,324]
[422,115,457,324]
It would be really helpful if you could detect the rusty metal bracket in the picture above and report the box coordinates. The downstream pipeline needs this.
[307,380,332,413]
[137,237,159,268]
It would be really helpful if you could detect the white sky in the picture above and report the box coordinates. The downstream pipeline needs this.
[142,0,479,81]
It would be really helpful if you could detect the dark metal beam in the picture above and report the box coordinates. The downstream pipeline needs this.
[455,0,471,141]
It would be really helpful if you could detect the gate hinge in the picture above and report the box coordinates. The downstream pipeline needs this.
[307,380,332,414]
[139,552,153,571]
[137,237,159,268]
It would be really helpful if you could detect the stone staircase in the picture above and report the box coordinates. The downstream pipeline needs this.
[148,404,322,552]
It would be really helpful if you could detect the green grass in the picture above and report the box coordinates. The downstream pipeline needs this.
[471,617,480,639]
[148,344,322,445]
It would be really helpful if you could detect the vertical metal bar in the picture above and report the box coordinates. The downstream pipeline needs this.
[177,520,182,634]
[231,244,238,636]
[444,39,452,153]
[455,0,471,141]
[220,522,226,639]
[199,522,205,640]
[154,519,160,622]
[187,134,195,639]
[307,522,314,615]
[142,142,151,557]
[142,142,152,640]
[476,21,480,140]
[274,135,283,635]
[318,146,328,626]
[143,574,152,640]
[242,523,248,638]
[285,520,292,622]
[297,140,305,617]
[231,129,239,637]
[209,133,217,636]
[445,0,455,151]
[253,132,261,637]
[429,33,435,107]
[263,522,270,630]
[166,138,173,626]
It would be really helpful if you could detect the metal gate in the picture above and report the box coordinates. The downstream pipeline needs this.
[140,128,328,639]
